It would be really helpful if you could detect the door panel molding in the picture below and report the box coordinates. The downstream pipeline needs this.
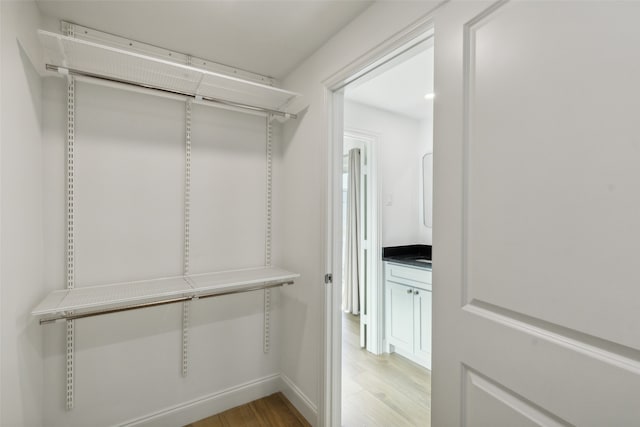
[461,0,509,305]
[435,0,640,425]
[462,0,640,350]
[460,307,640,425]
[462,366,570,427]
[464,300,640,375]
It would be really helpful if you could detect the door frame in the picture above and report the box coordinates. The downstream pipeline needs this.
[343,129,381,353]
[321,15,437,427]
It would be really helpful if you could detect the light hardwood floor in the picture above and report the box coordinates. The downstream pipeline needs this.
[342,313,431,426]
[185,392,311,427]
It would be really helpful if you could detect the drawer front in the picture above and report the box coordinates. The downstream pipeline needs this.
[385,262,432,290]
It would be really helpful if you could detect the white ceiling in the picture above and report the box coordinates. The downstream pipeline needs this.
[35,0,373,80]
[345,44,434,121]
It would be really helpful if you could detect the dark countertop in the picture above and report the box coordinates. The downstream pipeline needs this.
[382,244,432,269]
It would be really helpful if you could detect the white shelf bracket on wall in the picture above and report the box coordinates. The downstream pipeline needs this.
[182,98,192,377]
[63,21,76,412]
[264,115,274,354]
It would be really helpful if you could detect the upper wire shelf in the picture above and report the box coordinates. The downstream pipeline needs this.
[38,30,301,118]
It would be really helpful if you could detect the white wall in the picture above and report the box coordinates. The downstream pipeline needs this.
[1,2,45,426]
[344,99,430,247]
[279,2,441,423]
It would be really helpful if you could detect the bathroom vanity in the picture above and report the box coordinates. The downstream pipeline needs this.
[383,245,432,369]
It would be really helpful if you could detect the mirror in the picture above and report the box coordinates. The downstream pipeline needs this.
[422,153,433,228]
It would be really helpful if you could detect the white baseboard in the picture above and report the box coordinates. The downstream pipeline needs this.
[117,373,318,427]
[391,346,430,370]
[118,373,281,427]
[279,374,318,426]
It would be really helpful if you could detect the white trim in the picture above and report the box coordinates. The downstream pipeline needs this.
[324,88,345,427]
[0,3,3,420]
[322,10,440,91]
[280,374,319,426]
[343,129,383,355]
[322,10,440,427]
[118,374,280,427]
[115,373,318,427]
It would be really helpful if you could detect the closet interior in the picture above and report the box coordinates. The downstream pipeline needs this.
[30,21,301,410]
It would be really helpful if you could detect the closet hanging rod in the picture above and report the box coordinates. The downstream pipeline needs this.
[39,280,293,325]
[45,64,297,119]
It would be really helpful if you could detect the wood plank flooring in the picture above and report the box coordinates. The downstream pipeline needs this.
[342,313,431,426]
[186,314,429,426]
[185,392,310,427]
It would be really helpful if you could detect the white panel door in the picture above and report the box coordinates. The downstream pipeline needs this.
[433,1,640,426]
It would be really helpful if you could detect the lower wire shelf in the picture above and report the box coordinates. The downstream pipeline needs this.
[33,266,299,325]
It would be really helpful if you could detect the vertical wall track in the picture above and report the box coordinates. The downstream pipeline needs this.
[264,115,273,354]
[182,98,192,376]
[64,21,76,411]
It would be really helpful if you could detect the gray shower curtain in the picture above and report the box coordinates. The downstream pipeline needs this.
[342,148,361,315]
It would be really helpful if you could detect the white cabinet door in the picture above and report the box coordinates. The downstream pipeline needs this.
[386,281,414,354]
[413,289,432,368]
[434,1,640,425]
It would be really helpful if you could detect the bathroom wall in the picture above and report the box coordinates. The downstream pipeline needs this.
[1,1,45,426]
[344,99,430,247]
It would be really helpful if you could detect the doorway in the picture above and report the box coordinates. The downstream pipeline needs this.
[337,33,434,426]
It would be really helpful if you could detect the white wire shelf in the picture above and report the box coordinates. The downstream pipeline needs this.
[38,30,301,118]
[33,267,299,323]
[189,267,298,293]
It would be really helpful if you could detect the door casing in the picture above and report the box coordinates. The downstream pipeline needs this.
[321,15,437,427]
[343,129,380,353]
